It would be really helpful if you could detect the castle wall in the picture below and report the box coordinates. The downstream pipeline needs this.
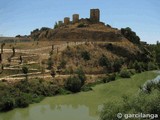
[73,14,79,23]
[90,9,100,23]
[64,17,70,25]
[58,21,63,25]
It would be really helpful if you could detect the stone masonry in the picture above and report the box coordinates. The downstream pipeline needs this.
[90,9,100,23]
[73,14,79,23]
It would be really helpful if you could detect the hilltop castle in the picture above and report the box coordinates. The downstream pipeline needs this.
[58,9,100,25]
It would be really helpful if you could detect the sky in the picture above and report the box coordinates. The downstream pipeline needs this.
[0,0,160,44]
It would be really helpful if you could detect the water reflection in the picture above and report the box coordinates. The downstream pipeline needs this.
[0,86,105,120]
[0,102,99,120]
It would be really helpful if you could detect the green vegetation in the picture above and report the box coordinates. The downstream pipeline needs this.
[65,76,82,93]
[65,68,86,93]
[102,73,116,83]
[148,41,160,68]
[121,27,140,44]
[98,54,110,67]
[119,69,131,78]
[47,57,54,70]
[100,75,160,120]
[75,67,86,85]
[0,79,59,112]
[77,23,86,28]
[54,22,59,29]
[81,51,90,61]
[22,66,29,80]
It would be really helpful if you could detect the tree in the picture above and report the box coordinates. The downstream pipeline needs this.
[1,43,5,54]
[22,66,29,80]
[12,47,15,57]
[133,61,142,73]
[47,57,54,70]
[113,59,123,72]
[54,22,59,29]
[75,68,86,85]
[65,76,82,93]
[19,55,23,64]
[98,54,110,67]
[81,51,91,61]
[0,95,15,111]
[50,68,56,78]
[121,27,140,44]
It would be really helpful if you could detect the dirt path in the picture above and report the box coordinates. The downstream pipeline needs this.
[3,42,85,54]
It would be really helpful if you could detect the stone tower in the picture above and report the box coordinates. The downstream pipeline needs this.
[64,17,70,25]
[73,14,79,23]
[58,21,63,25]
[90,9,100,23]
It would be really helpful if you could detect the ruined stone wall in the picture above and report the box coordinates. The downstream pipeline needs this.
[73,14,79,23]
[90,9,100,23]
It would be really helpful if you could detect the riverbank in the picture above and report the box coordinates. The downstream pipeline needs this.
[0,71,158,120]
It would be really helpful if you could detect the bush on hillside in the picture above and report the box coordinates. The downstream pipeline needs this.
[133,61,142,73]
[100,90,160,120]
[113,59,123,72]
[77,23,86,28]
[47,57,54,70]
[75,68,86,85]
[0,95,15,111]
[103,74,116,83]
[119,69,131,78]
[148,62,158,70]
[58,59,67,69]
[98,54,110,67]
[16,93,32,108]
[121,27,140,44]
[65,76,82,93]
[81,51,91,61]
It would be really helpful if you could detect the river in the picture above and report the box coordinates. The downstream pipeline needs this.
[0,71,158,120]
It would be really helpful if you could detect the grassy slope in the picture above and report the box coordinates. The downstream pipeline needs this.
[96,71,158,103]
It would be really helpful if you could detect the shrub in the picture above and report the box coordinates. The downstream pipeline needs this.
[22,66,28,74]
[100,91,160,120]
[50,68,56,78]
[113,59,123,72]
[102,74,116,83]
[148,62,157,70]
[0,95,15,111]
[16,93,32,108]
[81,85,92,92]
[99,54,110,67]
[77,23,86,28]
[65,76,82,93]
[81,51,90,61]
[133,61,142,73]
[47,57,54,69]
[58,59,67,69]
[121,27,140,44]
[128,69,136,75]
[22,66,29,80]
[75,68,86,85]
[119,69,131,78]
[57,88,71,95]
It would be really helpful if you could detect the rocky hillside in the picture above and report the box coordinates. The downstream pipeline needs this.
[30,20,123,42]
[29,20,153,74]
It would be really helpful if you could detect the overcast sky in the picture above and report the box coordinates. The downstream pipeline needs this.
[0,0,159,44]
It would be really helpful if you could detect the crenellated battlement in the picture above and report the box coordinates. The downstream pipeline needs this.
[59,9,100,26]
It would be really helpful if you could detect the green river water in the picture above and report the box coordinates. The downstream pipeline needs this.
[0,85,106,120]
[0,71,158,120]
